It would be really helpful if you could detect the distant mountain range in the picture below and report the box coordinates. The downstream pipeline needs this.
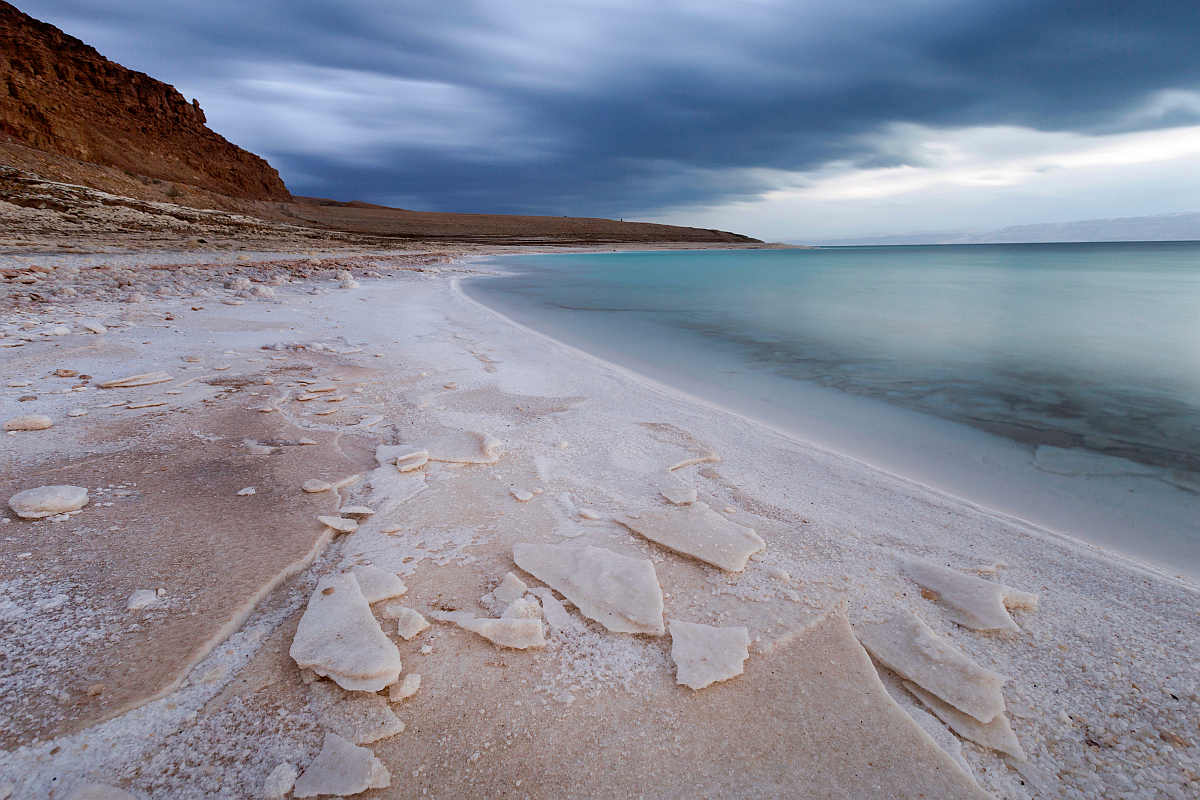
[815,211,1200,246]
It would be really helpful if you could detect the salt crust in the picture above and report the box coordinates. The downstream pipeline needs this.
[901,557,1038,632]
[289,572,402,692]
[855,610,1007,723]
[307,679,405,744]
[430,610,547,649]
[480,571,527,613]
[668,619,751,690]
[621,501,766,572]
[64,785,136,800]
[660,485,698,505]
[513,543,665,635]
[904,681,1026,759]
[8,485,89,519]
[292,732,390,798]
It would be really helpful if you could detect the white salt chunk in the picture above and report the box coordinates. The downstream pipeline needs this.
[127,589,160,610]
[669,619,751,690]
[513,543,665,635]
[237,486,256,496]
[317,515,358,534]
[510,487,534,502]
[660,485,698,505]
[621,502,765,572]
[339,505,375,517]
[4,414,52,431]
[904,680,1026,759]
[667,453,720,471]
[855,610,1007,723]
[380,604,429,640]
[901,557,1038,632]
[290,572,402,692]
[528,587,582,633]
[351,566,407,603]
[431,610,547,649]
[97,371,173,388]
[302,479,333,493]
[502,596,543,619]
[293,733,390,798]
[388,673,422,702]
[9,485,89,519]
[481,571,528,612]
[262,762,298,799]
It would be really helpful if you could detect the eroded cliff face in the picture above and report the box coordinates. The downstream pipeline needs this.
[0,1,291,201]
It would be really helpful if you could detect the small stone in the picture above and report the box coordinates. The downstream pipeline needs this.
[317,515,358,534]
[302,479,333,493]
[9,485,89,519]
[4,414,52,431]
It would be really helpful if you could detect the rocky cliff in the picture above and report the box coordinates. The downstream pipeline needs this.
[0,1,291,201]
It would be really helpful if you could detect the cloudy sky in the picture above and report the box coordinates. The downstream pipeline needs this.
[20,0,1200,241]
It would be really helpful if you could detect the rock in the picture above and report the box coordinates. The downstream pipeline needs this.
[668,620,751,690]
[290,572,403,692]
[262,762,298,799]
[292,733,390,798]
[381,604,430,639]
[97,371,173,389]
[317,515,358,534]
[388,673,421,702]
[620,502,765,572]
[127,589,160,610]
[351,566,407,603]
[9,484,89,519]
[512,543,665,635]
[430,610,547,649]
[302,479,333,493]
[4,413,52,431]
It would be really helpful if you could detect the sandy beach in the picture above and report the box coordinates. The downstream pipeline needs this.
[1,250,1197,799]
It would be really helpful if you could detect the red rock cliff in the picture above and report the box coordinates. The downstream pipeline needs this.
[0,1,291,201]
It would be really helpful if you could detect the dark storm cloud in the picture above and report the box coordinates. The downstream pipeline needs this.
[16,0,1200,215]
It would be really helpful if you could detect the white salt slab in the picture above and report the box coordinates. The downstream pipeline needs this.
[855,610,1007,724]
[513,543,665,635]
[97,371,173,388]
[502,596,543,619]
[668,619,751,690]
[389,672,421,702]
[621,502,765,572]
[307,680,406,744]
[430,610,546,649]
[904,681,1026,760]
[660,485,698,505]
[8,485,89,519]
[351,566,407,603]
[528,587,583,633]
[901,557,1038,632]
[290,572,402,692]
[292,733,390,798]
[262,763,298,799]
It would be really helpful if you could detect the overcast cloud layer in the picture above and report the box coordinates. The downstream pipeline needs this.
[18,0,1200,239]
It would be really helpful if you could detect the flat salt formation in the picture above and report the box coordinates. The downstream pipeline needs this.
[667,453,720,471]
[293,733,390,798]
[427,430,504,464]
[389,672,422,702]
[904,681,1027,759]
[855,610,1008,723]
[513,543,665,635]
[380,604,430,639]
[308,680,406,744]
[620,502,765,572]
[430,610,547,649]
[528,587,583,633]
[393,450,430,472]
[97,371,173,388]
[317,515,358,534]
[290,572,403,692]
[302,479,333,493]
[4,414,52,431]
[510,487,534,502]
[669,619,751,690]
[901,557,1039,632]
[660,485,698,505]
[339,505,375,517]
[352,565,407,603]
[126,589,160,610]
[9,485,89,519]
[126,400,167,409]
[263,763,298,799]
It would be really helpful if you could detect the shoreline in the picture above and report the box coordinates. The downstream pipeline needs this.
[2,248,1197,798]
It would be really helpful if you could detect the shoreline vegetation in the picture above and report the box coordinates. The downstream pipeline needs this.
[1,245,1196,798]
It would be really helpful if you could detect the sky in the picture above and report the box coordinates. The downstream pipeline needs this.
[18,0,1200,241]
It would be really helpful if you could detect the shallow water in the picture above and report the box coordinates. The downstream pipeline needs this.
[466,243,1200,576]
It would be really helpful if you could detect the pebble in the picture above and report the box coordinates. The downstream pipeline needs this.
[4,414,52,431]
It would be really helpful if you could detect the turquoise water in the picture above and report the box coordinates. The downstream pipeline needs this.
[466,243,1200,575]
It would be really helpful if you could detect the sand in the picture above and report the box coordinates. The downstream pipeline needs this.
[0,250,1197,799]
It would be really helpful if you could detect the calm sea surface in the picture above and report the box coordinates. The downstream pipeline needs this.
[465,243,1200,576]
